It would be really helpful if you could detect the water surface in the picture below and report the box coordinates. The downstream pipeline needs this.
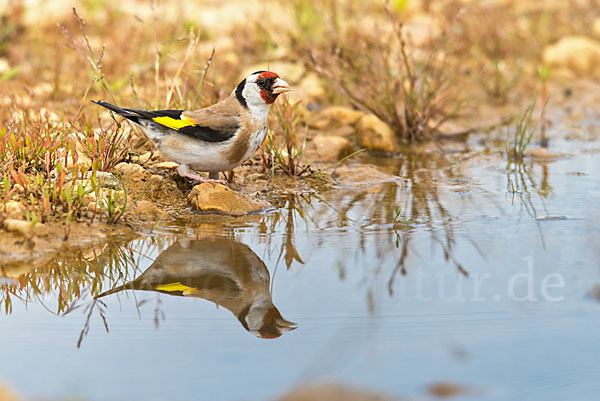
[1,133,599,401]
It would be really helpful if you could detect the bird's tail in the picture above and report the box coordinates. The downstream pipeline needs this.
[92,100,142,124]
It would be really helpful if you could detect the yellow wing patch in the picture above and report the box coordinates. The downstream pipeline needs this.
[155,282,195,295]
[152,116,195,131]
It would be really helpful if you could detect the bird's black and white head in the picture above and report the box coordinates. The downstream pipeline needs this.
[234,71,292,116]
[238,302,297,339]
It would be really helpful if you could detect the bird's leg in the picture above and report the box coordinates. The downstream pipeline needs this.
[186,172,228,185]
[224,170,235,183]
[200,171,228,185]
[177,165,227,185]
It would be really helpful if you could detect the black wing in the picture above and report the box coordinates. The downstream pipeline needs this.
[177,124,238,142]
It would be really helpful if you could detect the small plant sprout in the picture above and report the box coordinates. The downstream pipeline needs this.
[393,206,415,226]
[263,95,311,177]
[98,181,128,225]
[80,119,131,172]
[506,97,537,167]
[538,64,551,147]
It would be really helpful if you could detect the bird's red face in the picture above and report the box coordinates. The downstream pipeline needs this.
[255,71,292,104]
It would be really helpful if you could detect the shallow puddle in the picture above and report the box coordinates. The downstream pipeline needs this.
[1,134,599,401]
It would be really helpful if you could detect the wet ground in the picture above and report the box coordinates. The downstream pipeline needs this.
[1,122,599,400]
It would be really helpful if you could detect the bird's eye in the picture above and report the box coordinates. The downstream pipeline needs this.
[257,78,265,87]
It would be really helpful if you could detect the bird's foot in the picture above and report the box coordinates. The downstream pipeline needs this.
[185,172,228,186]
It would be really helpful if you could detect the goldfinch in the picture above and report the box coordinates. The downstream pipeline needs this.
[96,238,297,339]
[92,71,292,183]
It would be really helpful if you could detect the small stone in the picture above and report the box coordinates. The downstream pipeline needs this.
[590,284,600,301]
[113,162,145,180]
[149,174,166,183]
[0,58,9,75]
[101,189,126,203]
[332,164,400,188]
[4,219,46,236]
[276,384,398,401]
[152,161,180,169]
[131,152,153,164]
[543,36,600,76]
[80,156,93,170]
[187,183,272,216]
[312,135,355,162]
[149,175,183,199]
[309,106,365,130]
[87,201,97,212]
[290,72,326,103]
[355,114,397,153]
[74,172,119,193]
[83,192,96,203]
[0,380,21,401]
[428,382,473,399]
[525,148,569,159]
[65,151,92,171]
[328,124,355,138]
[593,18,600,39]
[134,200,169,220]
[1,201,25,219]
[96,171,120,189]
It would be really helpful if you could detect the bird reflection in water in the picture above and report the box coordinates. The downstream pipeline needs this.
[97,238,296,339]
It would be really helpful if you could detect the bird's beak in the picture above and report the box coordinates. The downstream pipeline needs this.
[277,317,297,333]
[271,78,293,94]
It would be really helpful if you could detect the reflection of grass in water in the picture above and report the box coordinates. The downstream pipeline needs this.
[507,165,533,216]
[388,156,470,292]
[264,194,309,270]
[66,291,109,349]
[505,161,554,250]
[0,235,173,347]
[506,162,550,219]
[0,236,169,314]
[317,154,476,296]
[257,154,480,298]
